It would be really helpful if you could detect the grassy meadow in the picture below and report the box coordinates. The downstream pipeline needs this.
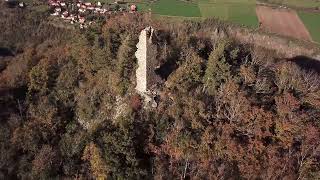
[151,0,201,17]
[258,0,320,8]
[298,11,320,43]
[95,0,320,43]
[198,3,258,27]
[139,0,259,27]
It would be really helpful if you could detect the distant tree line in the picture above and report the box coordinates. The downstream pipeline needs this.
[0,3,320,179]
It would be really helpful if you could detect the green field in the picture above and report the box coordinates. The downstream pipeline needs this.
[133,0,319,42]
[151,0,201,17]
[198,0,255,3]
[258,0,320,8]
[140,0,258,27]
[199,3,258,27]
[298,11,320,43]
[135,2,151,12]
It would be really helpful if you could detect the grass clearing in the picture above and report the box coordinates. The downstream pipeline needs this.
[134,0,318,41]
[147,0,258,27]
[258,0,320,8]
[298,11,320,43]
[198,4,229,19]
[152,14,203,22]
[136,2,151,12]
[199,0,255,4]
[151,0,201,17]
[198,2,258,27]
[227,4,258,27]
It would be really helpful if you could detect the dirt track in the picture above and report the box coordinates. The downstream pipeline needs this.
[256,6,312,41]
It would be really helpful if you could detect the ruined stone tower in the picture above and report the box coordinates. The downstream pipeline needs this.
[135,27,161,107]
[135,27,160,94]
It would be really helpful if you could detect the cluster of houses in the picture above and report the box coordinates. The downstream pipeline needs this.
[48,0,137,28]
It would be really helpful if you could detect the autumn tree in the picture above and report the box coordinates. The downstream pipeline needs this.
[166,51,204,94]
[1,9,320,179]
[240,64,256,85]
[54,59,78,107]
[275,92,300,118]
[82,142,109,179]
[203,40,231,96]
[115,34,137,96]
[32,145,59,178]
[98,114,150,179]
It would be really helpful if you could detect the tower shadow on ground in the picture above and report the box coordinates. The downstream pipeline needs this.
[289,56,320,74]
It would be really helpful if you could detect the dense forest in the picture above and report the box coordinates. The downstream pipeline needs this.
[1,2,320,179]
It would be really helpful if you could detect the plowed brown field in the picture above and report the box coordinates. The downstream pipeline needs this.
[256,6,312,41]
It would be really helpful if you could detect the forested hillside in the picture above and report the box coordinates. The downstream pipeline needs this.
[1,2,320,179]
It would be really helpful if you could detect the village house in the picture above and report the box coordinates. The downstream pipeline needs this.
[78,8,86,13]
[48,0,60,6]
[80,23,88,29]
[51,2,59,6]
[87,6,94,10]
[61,11,68,18]
[84,2,91,6]
[18,2,25,8]
[55,7,61,12]
[78,16,85,24]
[130,4,137,12]
[65,14,75,21]
[51,11,59,16]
